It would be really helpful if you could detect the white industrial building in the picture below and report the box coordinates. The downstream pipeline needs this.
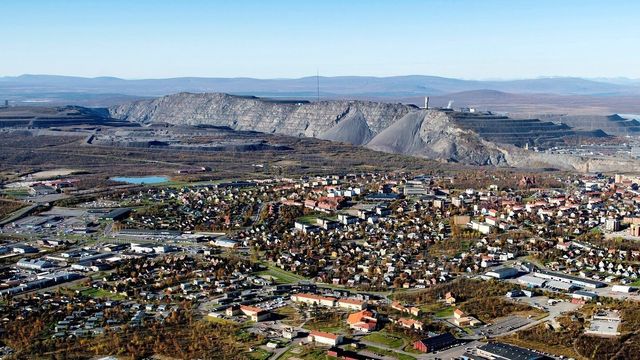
[485,267,519,279]
[517,274,546,288]
[533,270,605,289]
[17,258,55,271]
[611,285,635,293]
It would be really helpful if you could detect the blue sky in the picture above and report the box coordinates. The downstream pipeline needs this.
[1,0,638,79]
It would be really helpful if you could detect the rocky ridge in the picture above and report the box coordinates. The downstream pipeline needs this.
[109,93,412,142]
[109,93,640,172]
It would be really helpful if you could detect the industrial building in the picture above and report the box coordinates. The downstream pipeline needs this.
[517,274,546,288]
[476,342,549,360]
[413,332,458,353]
[533,269,605,289]
[100,208,131,221]
[572,290,598,302]
[11,244,39,254]
[0,272,83,297]
[485,267,519,279]
[611,285,635,293]
[113,228,181,239]
[16,258,55,271]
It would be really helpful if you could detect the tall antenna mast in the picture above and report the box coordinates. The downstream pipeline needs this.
[316,69,320,102]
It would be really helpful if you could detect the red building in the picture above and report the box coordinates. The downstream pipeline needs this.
[413,333,457,353]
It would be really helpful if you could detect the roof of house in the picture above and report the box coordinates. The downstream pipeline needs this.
[240,305,264,314]
[398,318,422,327]
[310,330,340,340]
[347,310,376,325]
[338,298,365,305]
[352,321,377,331]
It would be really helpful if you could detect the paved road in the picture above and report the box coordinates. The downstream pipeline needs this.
[0,204,37,226]
[355,336,421,359]
[269,318,312,360]
[479,316,534,338]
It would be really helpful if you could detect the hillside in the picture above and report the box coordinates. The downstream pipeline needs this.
[539,114,640,136]
[108,92,638,172]
[366,110,508,165]
[317,109,374,145]
[109,92,413,139]
[0,105,129,128]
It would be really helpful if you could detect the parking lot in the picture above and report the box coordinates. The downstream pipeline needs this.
[515,295,581,326]
[473,316,534,337]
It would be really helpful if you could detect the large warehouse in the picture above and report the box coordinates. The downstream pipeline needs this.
[533,270,605,289]
[477,342,550,360]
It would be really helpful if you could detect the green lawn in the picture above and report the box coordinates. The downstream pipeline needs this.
[304,315,350,335]
[80,287,126,300]
[206,316,236,325]
[304,322,348,334]
[1,188,30,198]
[246,348,272,360]
[257,263,307,284]
[418,303,445,313]
[0,203,34,225]
[296,214,319,225]
[434,307,455,318]
[274,306,304,326]
[364,345,417,360]
[362,332,405,348]
[402,344,423,354]
[280,345,330,360]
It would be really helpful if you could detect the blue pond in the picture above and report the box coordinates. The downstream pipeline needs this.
[110,176,169,184]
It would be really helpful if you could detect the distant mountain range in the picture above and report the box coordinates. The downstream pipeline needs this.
[3,74,640,113]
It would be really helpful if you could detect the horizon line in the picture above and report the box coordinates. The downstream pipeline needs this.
[2,73,639,83]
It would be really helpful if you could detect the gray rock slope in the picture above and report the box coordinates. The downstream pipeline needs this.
[540,114,640,136]
[366,110,508,165]
[109,92,640,172]
[111,93,506,164]
[109,92,411,138]
[317,109,374,145]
